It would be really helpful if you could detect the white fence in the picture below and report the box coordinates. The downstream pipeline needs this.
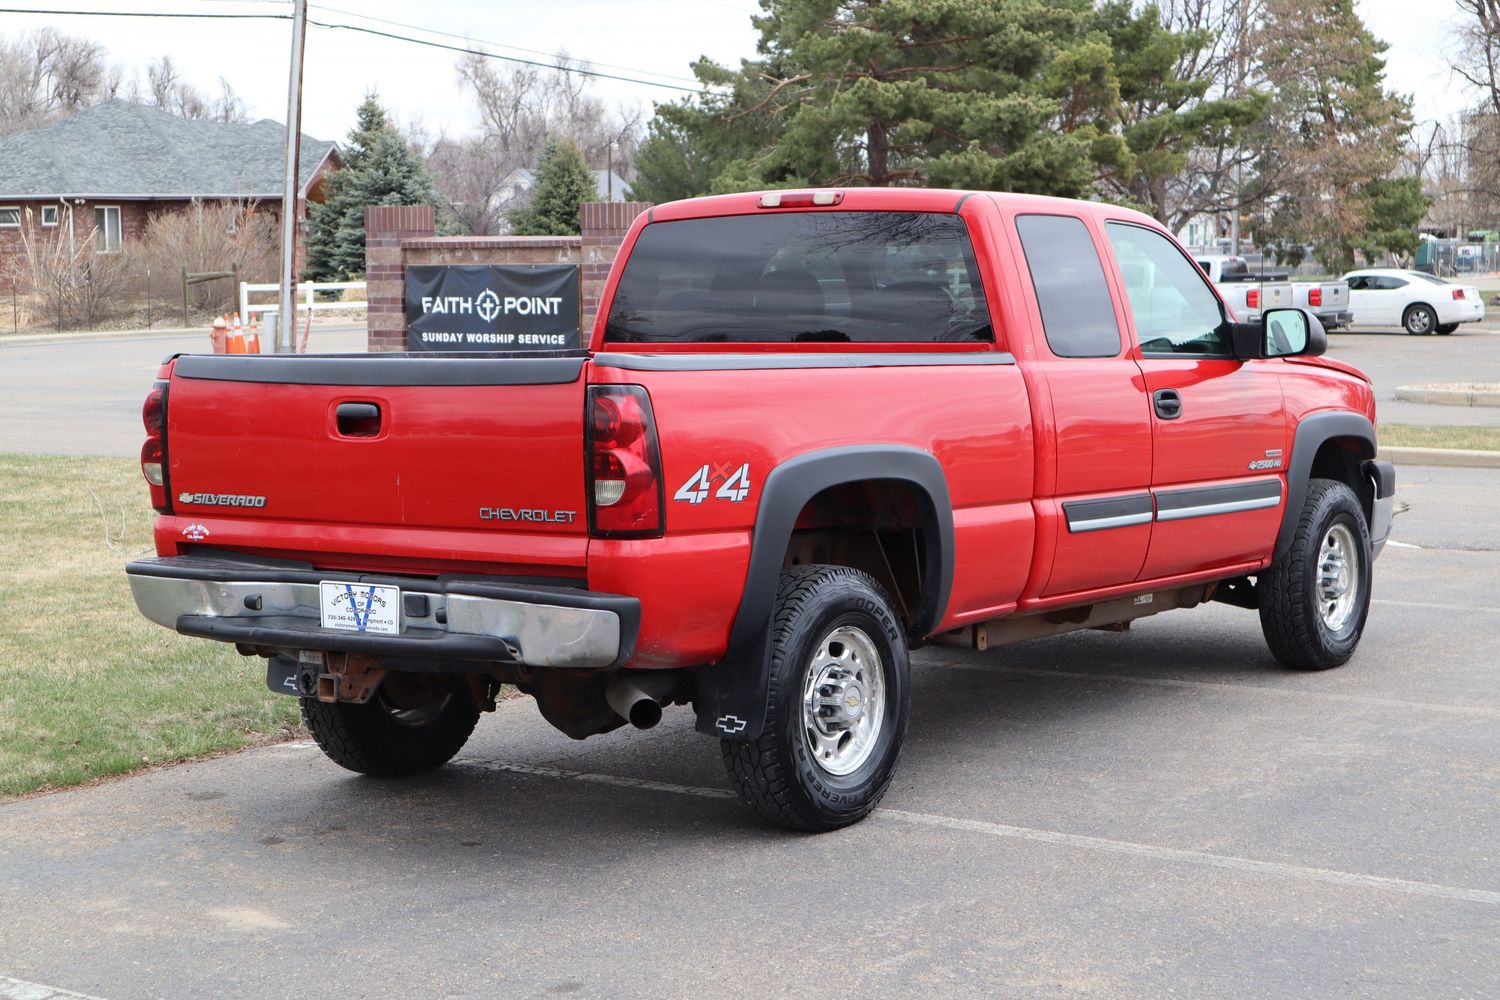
[238,281,367,324]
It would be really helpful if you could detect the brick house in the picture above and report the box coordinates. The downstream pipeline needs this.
[0,99,339,281]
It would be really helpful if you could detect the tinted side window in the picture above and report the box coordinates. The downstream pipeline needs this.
[1105,222,1229,356]
[1014,214,1121,358]
[604,212,993,344]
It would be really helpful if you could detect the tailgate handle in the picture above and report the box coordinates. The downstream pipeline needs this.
[336,402,382,437]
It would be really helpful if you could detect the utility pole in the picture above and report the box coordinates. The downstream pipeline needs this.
[276,0,309,353]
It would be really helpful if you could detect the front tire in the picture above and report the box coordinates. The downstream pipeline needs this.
[302,675,481,776]
[721,565,910,831]
[1258,479,1372,670]
[1403,304,1437,335]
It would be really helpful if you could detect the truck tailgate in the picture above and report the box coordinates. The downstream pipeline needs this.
[163,353,589,572]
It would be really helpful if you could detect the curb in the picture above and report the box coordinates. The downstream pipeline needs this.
[0,327,204,345]
[1395,386,1500,407]
[1380,446,1500,469]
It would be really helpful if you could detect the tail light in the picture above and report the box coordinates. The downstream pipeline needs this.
[758,190,844,208]
[587,385,663,538]
[1247,289,1260,309]
[141,379,172,513]
[1453,288,1466,300]
[1308,287,1322,307]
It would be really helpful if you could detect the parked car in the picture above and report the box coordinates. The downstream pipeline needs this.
[1343,268,1485,335]
[126,188,1396,832]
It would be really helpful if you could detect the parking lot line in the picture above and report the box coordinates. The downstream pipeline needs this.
[931,661,1500,718]
[1372,597,1500,614]
[0,975,109,1000]
[450,757,1500,907]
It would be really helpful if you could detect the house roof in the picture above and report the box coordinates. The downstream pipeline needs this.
[511,168,632,203]
[0,99,336,201]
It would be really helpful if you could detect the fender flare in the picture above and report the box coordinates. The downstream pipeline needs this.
[1275,412,1376,563]
[694,445,955,740]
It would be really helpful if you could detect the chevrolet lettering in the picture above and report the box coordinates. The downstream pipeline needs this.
[478,507,578,524]
[126,187,1395,834]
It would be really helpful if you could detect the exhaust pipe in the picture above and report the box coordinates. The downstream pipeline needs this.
[606,676,664,730]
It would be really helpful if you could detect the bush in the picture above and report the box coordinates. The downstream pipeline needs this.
[134,199,280,317]
[19,211,136,330]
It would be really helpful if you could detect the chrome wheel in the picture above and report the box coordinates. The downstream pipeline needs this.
[1405,307,1434,334]
[1317,523,1361,632]
[801,625,885,777]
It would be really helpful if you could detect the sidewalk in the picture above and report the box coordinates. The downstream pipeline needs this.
[0,320,364,347]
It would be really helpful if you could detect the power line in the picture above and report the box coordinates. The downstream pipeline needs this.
[310,3,706,88]
[0,6,712,94]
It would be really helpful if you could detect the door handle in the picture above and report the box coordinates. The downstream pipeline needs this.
[1153,389,1182,420]
[335,402,382,437]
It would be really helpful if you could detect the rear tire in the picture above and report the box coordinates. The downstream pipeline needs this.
[1436,323,1457,335]
[1403,304,1436,335]
[302,676,480,776]
[1258,479,1372,670]
[721,566,910,832]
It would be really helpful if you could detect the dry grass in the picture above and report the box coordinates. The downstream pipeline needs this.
[1379,424,1500,452]
[0,454,300,797]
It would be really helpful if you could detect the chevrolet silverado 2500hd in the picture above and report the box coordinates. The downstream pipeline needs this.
[127,188,1395,831]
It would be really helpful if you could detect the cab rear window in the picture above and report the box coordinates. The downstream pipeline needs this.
[604,212,993,344]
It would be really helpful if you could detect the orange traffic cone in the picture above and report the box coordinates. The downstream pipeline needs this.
[245,317,261,354]
[227,312,246,354]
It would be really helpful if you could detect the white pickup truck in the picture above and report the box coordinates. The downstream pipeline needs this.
[1195,256,1352,330]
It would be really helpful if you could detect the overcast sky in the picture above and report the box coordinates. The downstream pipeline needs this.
[0,0,1480,146]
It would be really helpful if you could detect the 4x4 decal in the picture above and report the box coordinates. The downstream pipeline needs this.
[674,462,752,504]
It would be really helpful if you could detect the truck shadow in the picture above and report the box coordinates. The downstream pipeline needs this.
[224,619,1306,862]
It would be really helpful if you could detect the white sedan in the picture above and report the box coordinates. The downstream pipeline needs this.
[1342,268,1486,335]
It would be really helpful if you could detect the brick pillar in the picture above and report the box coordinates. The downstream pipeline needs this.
[364,205,435,352]
[580,202,651,335]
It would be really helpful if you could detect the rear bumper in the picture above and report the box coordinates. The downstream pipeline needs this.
[126,554,638,669]
[1364,459,1396,559]
[1316,309,1353,330]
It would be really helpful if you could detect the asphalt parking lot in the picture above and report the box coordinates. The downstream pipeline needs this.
[2,464,1498,999]
[3,325,1498,998]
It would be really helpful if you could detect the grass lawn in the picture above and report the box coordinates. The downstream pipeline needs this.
[0,454,300,797]
[1379,424,1500,452]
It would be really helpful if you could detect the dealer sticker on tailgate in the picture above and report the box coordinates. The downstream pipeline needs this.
[319,582,400,635]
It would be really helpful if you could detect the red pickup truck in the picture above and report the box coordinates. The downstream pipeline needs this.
[127,188,1395,831]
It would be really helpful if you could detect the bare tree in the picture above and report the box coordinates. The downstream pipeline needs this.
[140,56,249,123]
[436,51,642,234]
[1449,0,1500,229]
[426,133,520,236]
[1133,0,1268,233]
[0,29,112,136]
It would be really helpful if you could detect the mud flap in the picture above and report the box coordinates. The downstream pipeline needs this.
[692,631,771,741]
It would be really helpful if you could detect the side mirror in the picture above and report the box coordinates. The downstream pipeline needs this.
[1230,308,1327,360]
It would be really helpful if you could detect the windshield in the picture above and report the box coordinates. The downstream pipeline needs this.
[1410,272,1451,285]
[604,211,993,344]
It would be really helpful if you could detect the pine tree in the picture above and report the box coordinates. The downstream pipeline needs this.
[508,139,596,236]
[305,94,442,281]
[727,0,1115,195]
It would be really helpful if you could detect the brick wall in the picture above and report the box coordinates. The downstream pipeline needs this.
[1,197,300,286]
[0,200,155,282]
[363,202,650,353]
